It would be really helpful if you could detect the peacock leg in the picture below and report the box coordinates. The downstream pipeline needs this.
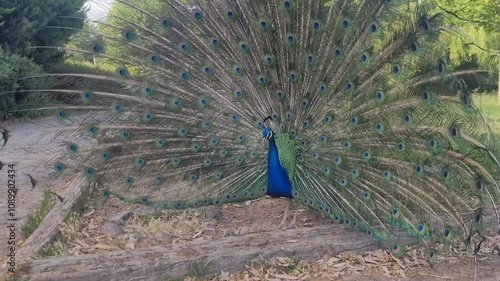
[277,197,292,229]
[288,203,299,229]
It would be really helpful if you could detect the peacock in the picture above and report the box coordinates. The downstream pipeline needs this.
[8,0,500,262]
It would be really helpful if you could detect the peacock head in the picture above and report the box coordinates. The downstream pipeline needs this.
[262,116,274,143]
[263,127,273,143]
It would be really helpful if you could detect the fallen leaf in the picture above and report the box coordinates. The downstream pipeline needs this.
[92,244,121,251]
[74,239,90,248]
[363,255,378,265]
[399,269,407,278]
[381,266,392,278]
[327,257,341,264]
[271,273,300,279]
[391,255,405,268]
[83,207,95,217]
[333,262,348,268]
[192,230,203,239]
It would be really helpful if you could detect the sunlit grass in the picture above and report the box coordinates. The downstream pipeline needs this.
[474,93,500,138]
[20,190,56,239]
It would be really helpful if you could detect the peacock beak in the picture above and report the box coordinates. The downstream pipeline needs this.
[263,137,268,144]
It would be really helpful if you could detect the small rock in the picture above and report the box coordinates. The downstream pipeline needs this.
[200,221,215,231]
[223,229,234,237]
[128,233,143,243]
[135,206,160,216]
[102,223,125,237]
[205,209,229,222]
[237,227,252,235]
[109,211,134,225]
[155,232,178,242]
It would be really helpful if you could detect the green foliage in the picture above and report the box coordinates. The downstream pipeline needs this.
[187,260,212,280]
[432,0,500,92]
[0,47,53,119]
[446,25,500,72]
[0,0,89,119]
[0,0,87,65]
[437,0,500,33]
[93,0,172,75]
[474,93,500,137]
[65,21,99,64]
[20,189,56,239]
[448,26,487,65]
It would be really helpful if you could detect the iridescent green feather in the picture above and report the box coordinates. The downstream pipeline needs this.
[275,133,297,182]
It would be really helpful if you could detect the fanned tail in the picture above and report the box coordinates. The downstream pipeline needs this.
[10,0,500,260]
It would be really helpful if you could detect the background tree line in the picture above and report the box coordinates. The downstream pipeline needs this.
[0,0,499,120]
[437,0,500,101]
[0,0,86,118]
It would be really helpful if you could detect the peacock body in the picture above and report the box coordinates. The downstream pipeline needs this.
[265,126,294,199]
[11,0,500,261]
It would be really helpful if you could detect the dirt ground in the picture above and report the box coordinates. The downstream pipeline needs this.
[0,119,65,258]
[35,194,500,281]
[48,195,331,256]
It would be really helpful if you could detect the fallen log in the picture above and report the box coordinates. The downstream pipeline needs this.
[23,224,387,281]
[16,177,90,261]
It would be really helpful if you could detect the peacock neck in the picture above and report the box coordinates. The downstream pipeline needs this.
[267,137,280,168]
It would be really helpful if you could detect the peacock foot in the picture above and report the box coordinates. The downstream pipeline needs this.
[286,207,299,229]
[277,221,287,230]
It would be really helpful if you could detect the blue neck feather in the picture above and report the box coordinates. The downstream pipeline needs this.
[266,136,293,198]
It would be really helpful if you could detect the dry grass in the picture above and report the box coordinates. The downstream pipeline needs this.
[37,203,207,257]
[207,249,427,281]
[125,209,205,239]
